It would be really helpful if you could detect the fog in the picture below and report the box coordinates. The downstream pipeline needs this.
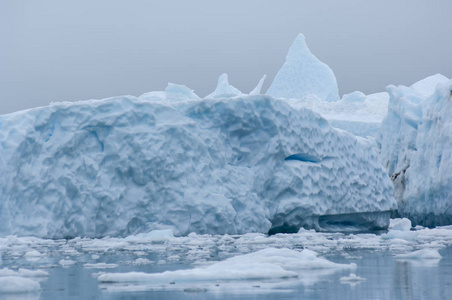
[1,0,451,114]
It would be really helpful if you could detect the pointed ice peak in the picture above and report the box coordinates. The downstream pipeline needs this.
[165,83,200,102]
[266,34,340,102]
[249,75,267,95]
[205,73,243,99]
[286,34,311,62]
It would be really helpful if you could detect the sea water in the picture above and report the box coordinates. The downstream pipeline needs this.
[1,223,451,299]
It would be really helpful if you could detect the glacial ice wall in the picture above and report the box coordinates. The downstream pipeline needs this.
[0,95,395,238]
[379,75,452,226]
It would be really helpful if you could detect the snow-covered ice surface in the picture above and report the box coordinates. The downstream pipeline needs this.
[0,222,451,298]
[379,75,452,226]
[285,91,389,137]
[267,34,340,102]
[0,94,395,239]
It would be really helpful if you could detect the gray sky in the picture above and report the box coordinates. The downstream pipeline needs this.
[1,0,451,115]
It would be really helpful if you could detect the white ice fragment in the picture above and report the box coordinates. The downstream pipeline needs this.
[59,259,76,267]
[340,273,366,285]
[83,263,118,269]
[389,218,412,231]
[24,250,44,262]
[267,33,339,102]
[249,75,267,95]
[396,249,442,260]
[133,258,153,265]
[165,83,200,102]
[0,276,40,294]
[205,73,243,98]
[0,268,49,278]
[98,248,355,284]
[17,269,49,278]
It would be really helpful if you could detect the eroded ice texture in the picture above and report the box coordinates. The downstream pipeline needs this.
[0,95,395,238]
[267,34,340,102]
[379,75,452,226]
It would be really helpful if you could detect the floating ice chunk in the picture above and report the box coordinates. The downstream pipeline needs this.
[249,75,267,95]
[0,276,40,294]
[267,34,339,102]
[0,268,49,278]
[98,248,355,284]
[165,83,200,102]
[133,258,153,265]
[83,263,118,269]
[59,259,76,267]
[396,249,442,260]
[24,250,44,262]
[389,218,412,231]
[340,273,366,285]
[17,269,49,278]
[205,73,243,98]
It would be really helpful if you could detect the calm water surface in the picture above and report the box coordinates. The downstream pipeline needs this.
[34,247,452,300]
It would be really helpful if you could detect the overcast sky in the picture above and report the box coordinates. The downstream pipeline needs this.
[1,0,451,115]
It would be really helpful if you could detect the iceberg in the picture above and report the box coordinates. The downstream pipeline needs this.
[267,34,340,102]
[378,75,452,226]
[0,93,395,238]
